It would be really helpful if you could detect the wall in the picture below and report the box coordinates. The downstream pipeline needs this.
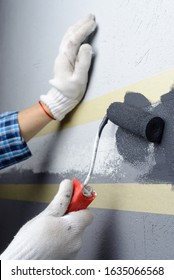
[1,0,174,259]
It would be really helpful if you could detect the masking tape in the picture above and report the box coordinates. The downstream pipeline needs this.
[0,183,174,215]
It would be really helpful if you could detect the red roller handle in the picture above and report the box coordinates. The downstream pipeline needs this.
[66,178,96,213]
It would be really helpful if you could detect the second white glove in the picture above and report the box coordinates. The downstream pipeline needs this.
[0,179,93,260]
[40,14,97,120]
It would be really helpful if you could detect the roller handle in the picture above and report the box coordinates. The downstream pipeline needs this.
[66,178,96,213]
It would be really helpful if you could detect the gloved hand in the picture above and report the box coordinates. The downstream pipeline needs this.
[40,14,97,120]
[0,179,93,260]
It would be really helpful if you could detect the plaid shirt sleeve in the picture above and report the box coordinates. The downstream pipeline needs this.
[0,111,32,169]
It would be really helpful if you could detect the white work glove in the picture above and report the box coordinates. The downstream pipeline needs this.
[40,14,97,120]
[0,179,93,260]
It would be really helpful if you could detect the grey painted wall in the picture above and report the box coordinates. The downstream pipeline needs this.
[1,0,174,259]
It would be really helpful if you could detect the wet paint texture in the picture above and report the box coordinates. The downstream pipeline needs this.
[116,89,174,183]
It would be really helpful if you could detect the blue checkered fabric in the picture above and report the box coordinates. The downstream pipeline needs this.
[0,112,32,169]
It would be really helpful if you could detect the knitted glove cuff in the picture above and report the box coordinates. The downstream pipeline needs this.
[40,88,78,121]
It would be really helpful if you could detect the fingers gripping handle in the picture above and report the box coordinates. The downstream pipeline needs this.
[67,178,96,213]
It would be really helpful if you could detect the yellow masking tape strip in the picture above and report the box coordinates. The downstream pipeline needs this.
[37,68,174,137]
[0,183,174,215]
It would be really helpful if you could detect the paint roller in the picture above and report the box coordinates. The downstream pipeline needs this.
[107,102,165,144]
[67,116,108,212]
[67,102,165,212]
